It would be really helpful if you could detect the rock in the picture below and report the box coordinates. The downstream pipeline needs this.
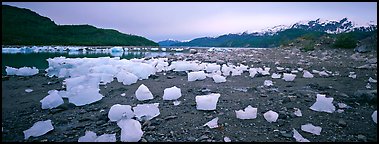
[164,116,178,120]
[354,45,371,53]
[189,49,198,54]
[199,135,209,140]
[357,134,367,142]
[187,136,196,141]
[352,90,377,105]
[140,138,148,142]
[337,119,347,127]
[167,76,175,79]
[280,131,292,138]
[49,108,65,114]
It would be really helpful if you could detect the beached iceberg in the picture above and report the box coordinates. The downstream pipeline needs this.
[368,77,377,83]
[203,117,219,128]
[163,86,182,100]
[231,69,243,76]
[235,105,257,119]
[108,104,135,122]
[348,72,357,79]
[310,94,335,113]
[264,80,273,86]
[224,137,232,142]
[78,131,97,142]
[117,119,143,142]
[133,103,160,121]
[173,101,181,106]
[372,111,377,124]
[68,86,104,106]
[6,66,39,76]
[301,123,322,135]
[303,70,314,78]
[188,71,207,82]
[293,128,310,142]
[195,93,220,110]
[271,73,281,79]
[25,88,33,93]
[282,73,296,81]
[318,71,329,77]
[95,133,116,142]
[294,108,302,117]
[221,64,233,76]
[135,84,154,101]
[23,120,54,140]
[116,71,138,85]
[205,63,221,73]
[40,90,64,109]
[212,75,226,83]
[263,110,279,123]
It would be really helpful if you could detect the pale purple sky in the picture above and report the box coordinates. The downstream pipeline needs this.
[2,2,377,42]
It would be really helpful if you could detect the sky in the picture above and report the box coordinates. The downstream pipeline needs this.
[2,2,377,42]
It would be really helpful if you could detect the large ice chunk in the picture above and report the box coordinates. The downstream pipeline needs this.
[117,119,143,142]
[40,90,64,109]
[188,71,207,81]
[6,66,39,76]
[78,131,97,142]
[282,73,296,81]
[372,110,377,124]
[135,84,154,101]
[68,86,104,106]
[235,105,257,119]
[292,128,310,142]
[133,103,160,121]
[195,93,220,110]
[108,104,135,122]
[205,63,221,73]
[203,117,219,128]
[303,70,314,78]
[212,75,226,83]
[163,86,182,100]
[301,123,322,135]
[23,120,54,140]
[271,73,281,79]
[263,110,279,123]
[116,71,138,85]
[309,94,335,113]
[95,133,116,142]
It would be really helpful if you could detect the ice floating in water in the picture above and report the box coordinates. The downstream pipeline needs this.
[271,73,281,79]
[23,120,54,140]
[263,110,279,123]
[163,86,182,100]
[116,71,138,85]
[310,94,335,113]
[368,77,377,83]
[133,103,160,121]
[173,101,181,106]
[78,131,97,142]
[348,72,357,79]
[95,133,116,142]
[264,80,273,86]
[188,71,207,82]
[203,117,219,128]
[282,73,296,81]
[25,88,33,93]
[212,75,226,83]
[40,90,64,109]
[301,123,322,135]
[235,105,257,119]
[195,93,220,110]
[292,128,310,142]
[135,84,154,101]
[303,70,314,78]
[372,110,377,124]
[110,46,124,52]
[294,108,302,117]
[117,119,144,142]
[6,66,39,76]
[224,136,232,142]
[108,104,135,122]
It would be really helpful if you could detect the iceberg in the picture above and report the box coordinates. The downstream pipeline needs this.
[293,128,310,142]
[301,123,322,135]
[264,80,273,86]
[68,86,104,106]
[133,103,160,121]
[203,117,219,128]
[263,110,279,123]
[135,84,154,101]
[212,75,226,83]
[303,70,314,78]
[117,119,143,142]
[25,88,33,93]
[163,86,182,100]
[294,108,302,117]
[78,131,97,142]
[6,66,39,76]
[95,133,116,142]
[235,105,257,119]
[224,137,232,142]
[195,93,220,110]
[40,90,64,109]
[368,77,377,83]
[372,110,377,124]
[188,71,207,82]
[282,73,296,81]
[23,120,54,140]
[108,104,135,122]
[116,71,138,85]
[271,73,281,79]
[205,63,221,73]
[348,72,357,79]
[309,94,335,113]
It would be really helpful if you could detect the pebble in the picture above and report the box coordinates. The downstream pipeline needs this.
[357,134,367,142]
[338,119,347,127]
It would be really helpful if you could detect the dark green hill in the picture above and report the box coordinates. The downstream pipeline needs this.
[2,5,158,46]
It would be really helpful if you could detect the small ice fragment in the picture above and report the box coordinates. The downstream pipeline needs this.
[188,71,206,81]
[108,104,135,122]
[337,103,348,109]
[133,103,160,121]
[40,90,64,109]
[263,110,279,123]
[366,83,372,89]
[336,109,344,113]
[318,71,329,77]
[372,110,377,124]
[224,136,232,142]
[348,72,357,79]
[25,88,33,93]
[212,75,226,83]
[301,123,322,135]
[368,77,377,83]
[163,86,182,100]
[195,93,220,110]
[117,119,143,142]
[135,84,154,101]
[235,105,257,119]
[271,73,281,79]
[293,128,310,142]
[203,117,219,128]
[78,131,97,142]
[173,101,181,106]
[291,70,299,73]
[94,133,116,142]
[264,80,273,86]
[294,108,302,117]
[282,73,296,81]
[303,70,314,78]
[120,93,126,96]
[23,120,54,140]
[276,67,284,70]
[310,94,335,113]
[297,68,304,71]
